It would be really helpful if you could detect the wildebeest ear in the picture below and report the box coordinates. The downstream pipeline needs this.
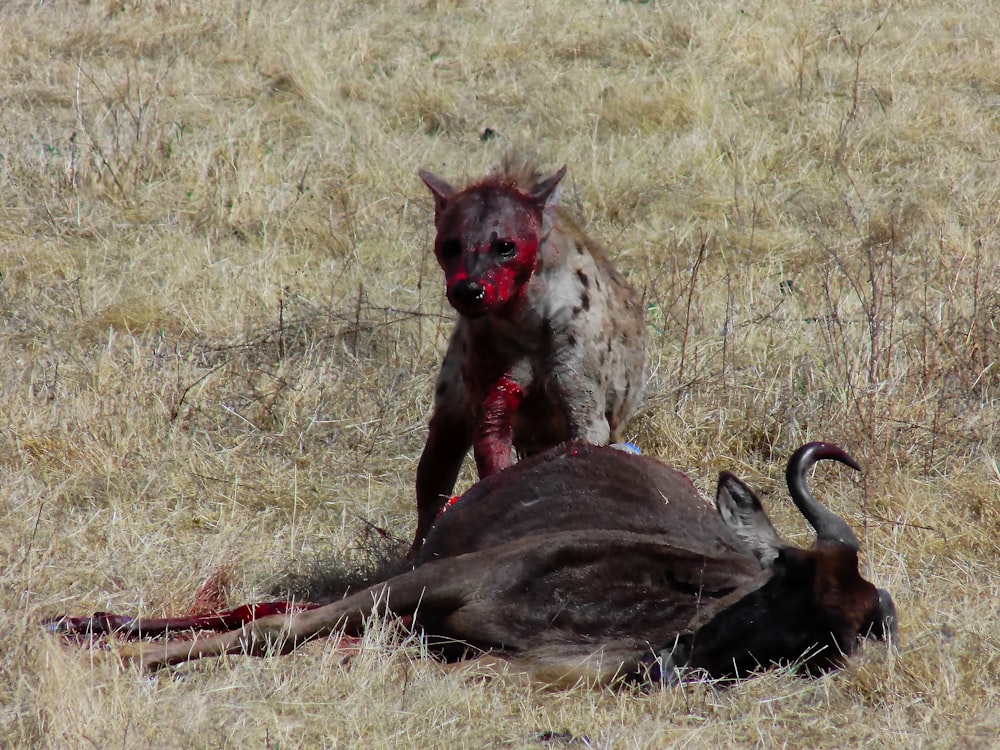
[874,588,899,643]
[419,170,456,213]
[529,165,567,208]
[715,472,784,568]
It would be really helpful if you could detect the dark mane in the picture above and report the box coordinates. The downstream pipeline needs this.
[481,152,549,192]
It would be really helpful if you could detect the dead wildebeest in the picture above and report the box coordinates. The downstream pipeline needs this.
[50,441,896,685]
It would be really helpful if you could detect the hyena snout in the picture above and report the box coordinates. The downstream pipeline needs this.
[450,279,487,308]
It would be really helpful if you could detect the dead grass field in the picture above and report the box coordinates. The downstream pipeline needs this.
[2,0,999,747]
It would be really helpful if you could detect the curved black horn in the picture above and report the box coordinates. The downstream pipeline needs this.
[786,442,862,549]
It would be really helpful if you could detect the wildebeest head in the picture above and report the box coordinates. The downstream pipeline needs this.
[653,442,898,681]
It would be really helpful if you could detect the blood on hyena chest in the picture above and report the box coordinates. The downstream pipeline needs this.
[449,321,575,461]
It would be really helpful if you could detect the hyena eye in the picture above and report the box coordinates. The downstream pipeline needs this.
[439,238,462,259]
[492,238,518,258]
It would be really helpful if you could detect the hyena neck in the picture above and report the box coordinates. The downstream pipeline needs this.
[462,303,538,348]
[529,227,594,327]
[457,292,550,359]
[535,208,569,269]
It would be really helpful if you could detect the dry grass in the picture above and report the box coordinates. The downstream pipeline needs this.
[2,0,999,746]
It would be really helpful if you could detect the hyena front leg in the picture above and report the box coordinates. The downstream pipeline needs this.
[563,391,612,446]
[548,351,614,447]
[413,408,473,555]
[413,354,475,555]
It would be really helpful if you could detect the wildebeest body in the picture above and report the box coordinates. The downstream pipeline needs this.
[77,441,894,684]
[419,443,731,560]
[412,529,760,662]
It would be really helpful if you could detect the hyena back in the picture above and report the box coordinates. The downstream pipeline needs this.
[412,158,646,553]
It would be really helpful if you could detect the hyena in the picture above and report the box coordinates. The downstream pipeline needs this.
[411,157,646,554]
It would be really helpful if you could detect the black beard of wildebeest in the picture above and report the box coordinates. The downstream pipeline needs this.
[47,442,897,686]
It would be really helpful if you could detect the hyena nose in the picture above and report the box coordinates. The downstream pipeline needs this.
[451,280,486,305]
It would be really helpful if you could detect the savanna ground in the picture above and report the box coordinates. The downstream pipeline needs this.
[1,0,999,747]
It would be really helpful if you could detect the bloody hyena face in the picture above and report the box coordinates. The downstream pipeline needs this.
[420,167,565,318]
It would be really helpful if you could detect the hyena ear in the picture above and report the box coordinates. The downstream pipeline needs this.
[529,165,567,208]
[419,170,457,213]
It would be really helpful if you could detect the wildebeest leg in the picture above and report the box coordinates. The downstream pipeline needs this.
[45,601,315,640]
[118,554,480,671]
[440,643,652,690]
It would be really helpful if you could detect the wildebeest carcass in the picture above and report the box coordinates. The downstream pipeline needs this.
[50,441,897,685]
